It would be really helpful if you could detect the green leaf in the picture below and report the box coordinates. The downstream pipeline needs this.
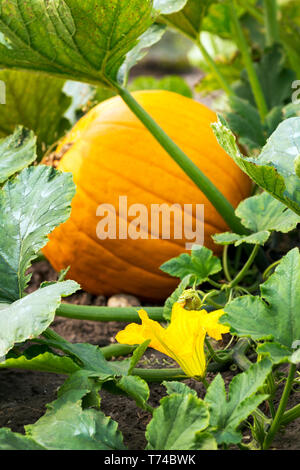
[160,245,222,284]
[160,0,213,40]
[0,0,161,88]
[0,127,36,184]
[189,32,242,95]
[25,390,126,450]
[0,429,45,450]
[129,75,193,98]
[234,45,296,111]
[0,350,79,375]
[295,155,300,179]
[118,24,166,85]
[213,192,300,246]
[0,165,75,303]
[163,276,192,321]
[154,0,188,15]
[117,375,150,410]
[213,231,270,247]
[224,97,266,151]
[222,248,300,363]
[0,280,79,357]
[204,359,272,445]
[40,339,132,380]
[192,431,218,450]
[212,117,300,216]
[57,369,102,409]
[236,192,300,234]
[163,380,197,397]
[0,70,71,158]
[201,1,244,38]
[146,393,209,450]
[128,340,151,375]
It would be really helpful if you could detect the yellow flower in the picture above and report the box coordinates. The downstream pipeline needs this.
[115,302,229,378]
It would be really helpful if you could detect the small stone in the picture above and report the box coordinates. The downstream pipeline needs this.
[107,294,140,308]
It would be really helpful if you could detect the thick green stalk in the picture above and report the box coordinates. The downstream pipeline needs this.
[281,403,300,427]
[196,38,234,96]
[263,363,297,449]
[229,2,268,121]
[263,0,279,46]
[57,303,164,323]
[114,83,246,235]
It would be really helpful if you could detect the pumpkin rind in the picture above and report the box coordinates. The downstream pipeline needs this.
[43,90,252,300]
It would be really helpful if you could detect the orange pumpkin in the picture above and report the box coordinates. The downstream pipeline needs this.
[43,90,252,301]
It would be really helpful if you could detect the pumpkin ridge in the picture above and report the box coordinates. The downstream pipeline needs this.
[71,169,226,238]
[63,217,180,283]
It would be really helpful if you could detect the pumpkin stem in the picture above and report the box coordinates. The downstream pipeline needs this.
[114,83,247,236]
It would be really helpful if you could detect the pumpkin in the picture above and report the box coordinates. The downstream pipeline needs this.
[43,90,252,301]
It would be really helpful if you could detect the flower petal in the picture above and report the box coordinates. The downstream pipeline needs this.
[116,309,169,356]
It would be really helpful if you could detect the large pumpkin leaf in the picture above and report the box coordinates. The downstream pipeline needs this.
[146,393,210,450]
[213,192,300,247]
[0,165,75,303]
[221,248,300,364]
[0,70,71,158]
[0,280,79,357]
[204,358,272,445]
[25,390,126,450]
[0,0,167,88]
[212,116,300,216]
[0,127,36,184]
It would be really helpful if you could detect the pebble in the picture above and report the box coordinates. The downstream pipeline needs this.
[107,294,140,308]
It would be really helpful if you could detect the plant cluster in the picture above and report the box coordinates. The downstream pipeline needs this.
[0,0,299,451]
